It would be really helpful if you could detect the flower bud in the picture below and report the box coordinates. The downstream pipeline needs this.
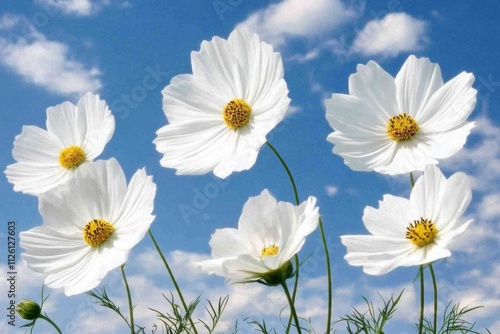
[16,300,41,320]
[258,260,294,286]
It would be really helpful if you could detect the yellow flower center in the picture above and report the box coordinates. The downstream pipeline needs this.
[387,113,419,141]
[83,219,114,247]
[406,218,438,247]
[222,98,251,130]
[261,244,279,258]
[59,146,86,169]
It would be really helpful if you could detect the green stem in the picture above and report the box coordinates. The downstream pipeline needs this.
[148,229,198,334]
[266,142,300,204]
[121,265,135,334]
[281,282,303,334]
[410,172,415,188]
[38,314,62,334]
[418,265,425,334]
[266,142,333,333]
[319,217,332,333]
[429,264,438,334]
[266,142,300,332]
[412,172,425,334]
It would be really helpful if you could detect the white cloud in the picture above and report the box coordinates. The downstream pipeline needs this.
[8,246,499,333]
[34,0,111,16]
[325,185,339,197]
[352,12,428,58]
[477,192,500,220]
[442,115,500,192]
[287,105,302,116]
[237,0,360,47]
[0,14,101,96]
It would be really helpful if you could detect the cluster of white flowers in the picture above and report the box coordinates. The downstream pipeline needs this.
[5,93,156,296]
[5,27,478,330]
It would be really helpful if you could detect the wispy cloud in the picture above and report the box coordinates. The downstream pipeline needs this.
[6,244,498,333]
[325,185,339,197]
[34,0,112,17]
[351,12,428,58]
[442,115,500,193]
[236,0,360,47]
[0,14,101,96]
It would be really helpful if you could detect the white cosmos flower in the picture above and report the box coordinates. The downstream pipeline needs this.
[325,55,477,175]
[341,165,472,275]
[154,28,290,179]
[20,158,156,296]
[5,92,114,195]
[198,189,319,284]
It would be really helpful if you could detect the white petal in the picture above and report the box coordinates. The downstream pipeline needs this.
[410,165,446,222]
[325,94,388,135]
[228,29,288,111]
[5,125,69,195]
[212,126,261,178]
[21,225,129,296]
[363,195,411,238]
[154,120,231,175]
[161,74,227,124]
[222,254,269,282]
[329,133,397,172]
[113,167,156,249]
[341,235,413,275]
[420,122,475,160]
[395,55,444,119]
[191,35,241,98]
[374,136,438,174]
[5,161,68,195]
[46,101,80,146]
[209,228,253,259]
[78,92,115,160]
[349,60,398,119]
[39,159,127,231]
[434,172,471,231]
[238,189,280,251]
[279,196,319,263]
[436,219,473,246]
[419,72,476,130]
[11,126,63,163]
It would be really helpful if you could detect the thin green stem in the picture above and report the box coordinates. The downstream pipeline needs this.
[266,142,333,333]
[429,264,438,334]
[38,314,62,334]
[281,282,303,334]
[121,265,134,334]
[412,172,425,334]
[148,229,198,334]
[266,142,300,332]
[265,142,299,205]
[319,217,332,333]
[266,141,333,333]
[418,265,425,334]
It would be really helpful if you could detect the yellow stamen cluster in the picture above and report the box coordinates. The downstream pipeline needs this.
[261,244,279,258]
[406,218,438,247]
[387,113,419,141]
[59,146,86,169]
[222,98,251,130]
[83,219,114,247]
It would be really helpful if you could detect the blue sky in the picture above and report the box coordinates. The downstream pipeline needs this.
[1,0,499,333]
